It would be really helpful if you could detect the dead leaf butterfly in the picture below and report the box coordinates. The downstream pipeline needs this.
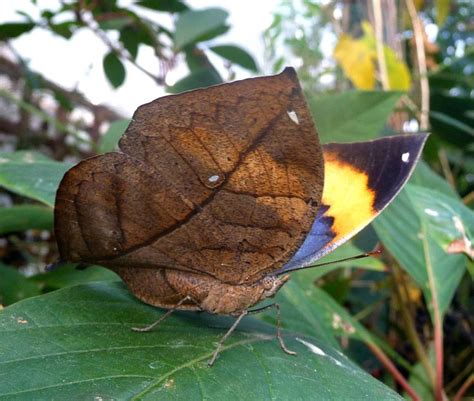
[54,68,427,365]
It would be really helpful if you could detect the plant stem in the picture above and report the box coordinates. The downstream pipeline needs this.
[391,263,436,386]
[372,0,390,90]
[420,221,445,401]
[366,342,421,401]
[404,0,430,130]
[438,148,457,190]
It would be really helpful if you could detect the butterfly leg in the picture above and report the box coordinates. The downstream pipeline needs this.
[208,310,248,367]
[249,303,297,356]
[131,295,198,332]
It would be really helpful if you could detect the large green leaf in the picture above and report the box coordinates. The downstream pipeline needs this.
[174,8,228,50]
[0,205,53,234]
[308,91,402,143]
[373,185,467,317]
[0,152,72,207]
[0,282,403,400]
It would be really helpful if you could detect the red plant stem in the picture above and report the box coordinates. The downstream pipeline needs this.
[433,299,444,401]
[366,342,421,401]
[454,374,473,401]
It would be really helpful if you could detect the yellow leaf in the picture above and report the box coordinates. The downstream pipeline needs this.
[436,0,450,25]
[361,21,412,90]
[334,34,376,90]
[384,47,412,90]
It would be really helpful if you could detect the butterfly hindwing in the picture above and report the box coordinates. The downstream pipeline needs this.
[281,134,428,272]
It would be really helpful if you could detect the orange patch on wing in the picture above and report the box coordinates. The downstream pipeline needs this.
[322,153,376,246]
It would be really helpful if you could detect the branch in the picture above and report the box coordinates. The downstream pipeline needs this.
[77,6,165,85]
[372,0,390,90]
[404,0,430,130]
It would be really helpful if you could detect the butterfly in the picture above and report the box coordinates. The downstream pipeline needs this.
[54,67,427,365]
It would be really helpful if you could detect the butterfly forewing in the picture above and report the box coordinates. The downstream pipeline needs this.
[54,68,324,285]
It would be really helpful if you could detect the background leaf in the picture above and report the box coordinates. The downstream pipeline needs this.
[31,265,119,291]
[167,68,223,93]
[0,152,71,207]
[0,205,53,235]
[174,8,228,49]
[210,45,258,72]
[309,91,402,142]
[98,119,131,153]
[0,263,40,306]
[0,282,403,400]
[103,52,126,88]
[0,22,35,40]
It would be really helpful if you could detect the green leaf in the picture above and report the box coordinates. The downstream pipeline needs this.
[0,23,35,40]
[308,91,402,143]
[99,17,133,30]
[0,282,403,400]
[0,152,72,207]
[0,205,53,235]
[49,21,74,39]
[0,263,40,306]
[410,160,457,198]
[136,0,188,12]
[120,26,140,59]
[167,68,223,94]
[103,52,126,88]
[373,185,467,317]
[210,45,258,72]
[174,8,228,50]
[31,265,119,291]
[98,119,130,153]
[408,186,474,259]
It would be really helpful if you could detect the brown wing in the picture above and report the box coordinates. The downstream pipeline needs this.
[54,68,324,285]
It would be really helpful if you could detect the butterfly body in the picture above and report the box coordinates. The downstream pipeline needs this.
[114,266,288,315]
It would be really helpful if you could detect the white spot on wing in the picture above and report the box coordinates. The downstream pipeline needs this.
[287,110,299,125]
[424,208,439,217]
[208,175,219,183]
[401,152,410,163]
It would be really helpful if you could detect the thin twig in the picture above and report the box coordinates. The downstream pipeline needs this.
[366,342,421,401]
[404,0,430,130]
[372,0,390,89]
[453,374,473,401]
[438,148,457,190]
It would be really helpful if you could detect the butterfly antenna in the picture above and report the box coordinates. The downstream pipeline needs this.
[277,248,382,275]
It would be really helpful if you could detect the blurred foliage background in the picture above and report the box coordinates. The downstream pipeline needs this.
[0,0,472,400]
